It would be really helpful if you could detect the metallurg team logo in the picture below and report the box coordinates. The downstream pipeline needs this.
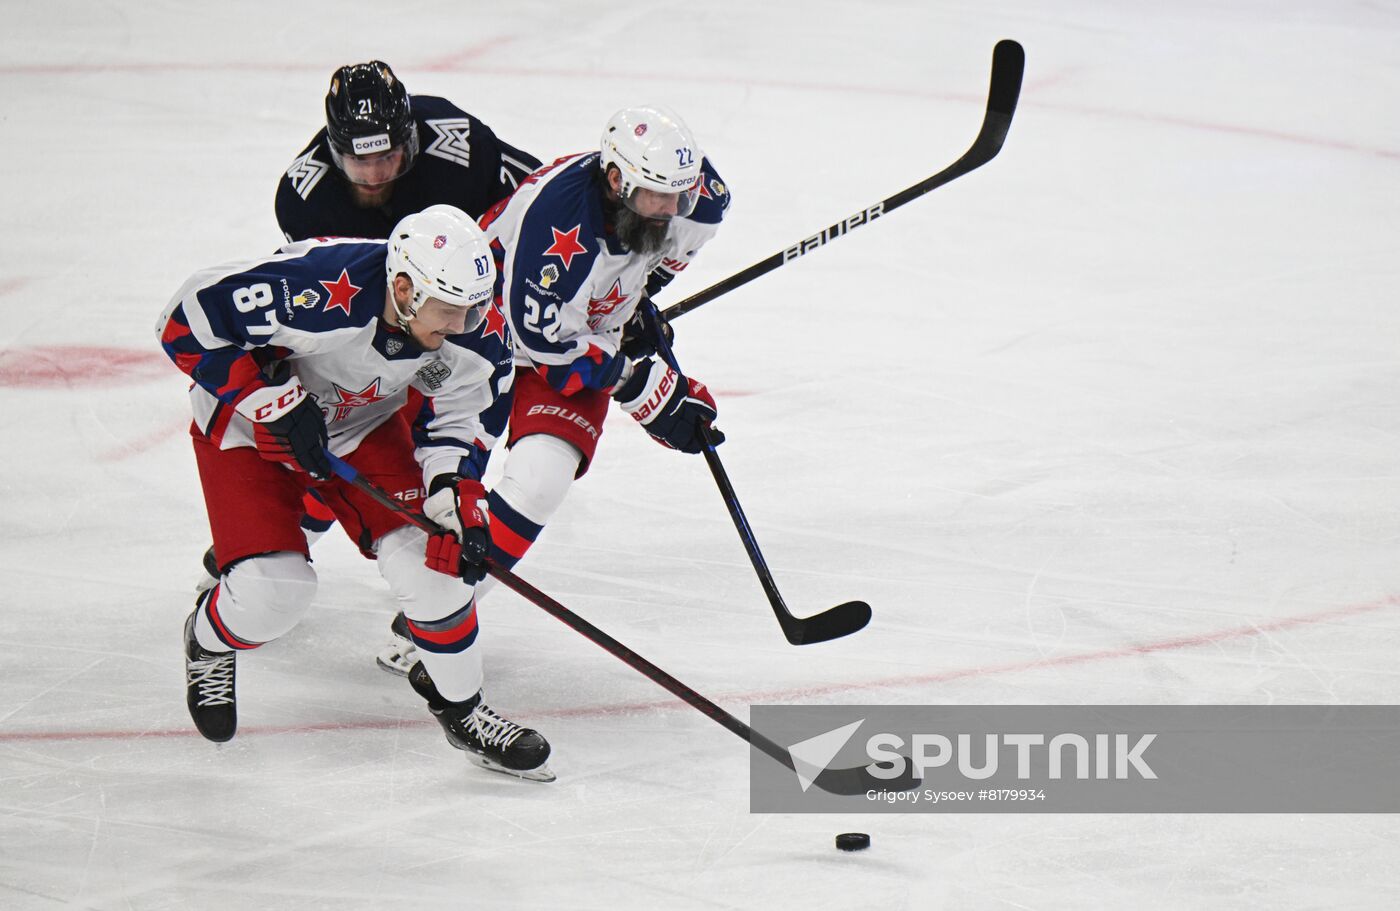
[286,148,329,200]
[424,118,474,168]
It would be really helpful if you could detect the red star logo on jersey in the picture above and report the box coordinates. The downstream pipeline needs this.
[319,269,362,316]
[587,279,631,321]
[326,377,387,421]
[543,225,587,270]
[479,298,507,345]
[694,173,711,199]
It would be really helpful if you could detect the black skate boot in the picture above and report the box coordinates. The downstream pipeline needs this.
[408,662,554,782]
[375,611,418,677]
[194,545,220,593]
[184,611,237,742]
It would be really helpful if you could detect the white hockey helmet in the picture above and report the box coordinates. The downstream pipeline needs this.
[385,204,496,328]
[599,105,703,218]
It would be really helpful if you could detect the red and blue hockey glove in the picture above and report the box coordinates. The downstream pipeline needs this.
[236,372,332,480]
[423,475,490,584]
[620,298,675,360]
[613,357,724,454]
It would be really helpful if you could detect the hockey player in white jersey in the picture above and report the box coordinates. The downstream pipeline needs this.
[468,105,731,587]
[157,205,552,781]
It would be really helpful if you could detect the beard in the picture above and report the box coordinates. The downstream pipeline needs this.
[614,206,671,254]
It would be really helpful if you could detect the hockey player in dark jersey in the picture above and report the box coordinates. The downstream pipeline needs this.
[472,104,731,593]
[158,206,553,782]
[275,60,540,242]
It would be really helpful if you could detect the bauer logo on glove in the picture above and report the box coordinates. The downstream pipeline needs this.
[613,357,721,454]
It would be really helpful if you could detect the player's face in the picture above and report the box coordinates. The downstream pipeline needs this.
[409,298,482,350]
[606,166,698,222]
[340,146,406,188]
[629,187,682,220]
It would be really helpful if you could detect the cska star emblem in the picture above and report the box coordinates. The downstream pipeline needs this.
[587,279,631,324]
[326,377,387,421]
[479,299,508,345]
[319,268,362,316]
[543,224,587,270]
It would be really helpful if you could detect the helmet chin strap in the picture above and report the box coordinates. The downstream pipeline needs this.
[386,286,417,333]
[388,280,422,330]
[392,299,418,329]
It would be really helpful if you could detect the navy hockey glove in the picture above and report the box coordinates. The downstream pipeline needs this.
[423,475,490,584]
[620,298,675,360]
[613,357,724,454]
[238,371,331,480]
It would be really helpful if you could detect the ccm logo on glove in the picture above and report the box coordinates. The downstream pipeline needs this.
[250,385,307,422]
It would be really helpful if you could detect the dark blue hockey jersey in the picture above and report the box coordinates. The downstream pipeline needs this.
[275,95,541,242]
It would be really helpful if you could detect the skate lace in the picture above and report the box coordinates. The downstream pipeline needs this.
[188,653,235,707]
[468,702,526,749]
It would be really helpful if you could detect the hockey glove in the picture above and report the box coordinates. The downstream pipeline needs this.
[619,298,675,360]
[237,372,332,480]
[423,475,490,585]
[613,357,724,454]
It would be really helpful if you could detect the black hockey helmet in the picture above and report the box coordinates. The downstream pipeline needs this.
[324,61,419,183]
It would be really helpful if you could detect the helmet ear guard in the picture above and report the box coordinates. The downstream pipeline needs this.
[385,205,496,330]
[599,105,703,218]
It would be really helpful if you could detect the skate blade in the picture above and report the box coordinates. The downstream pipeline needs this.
[463,751,557,783]
[374,644,415,678]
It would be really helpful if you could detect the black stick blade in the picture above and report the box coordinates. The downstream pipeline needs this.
[812,760,921,796]
[783,599,872,646]
[989,39,1025,119]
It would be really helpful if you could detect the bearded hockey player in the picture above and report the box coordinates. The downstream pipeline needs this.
[472,104,732,589]
[158,205,552,781]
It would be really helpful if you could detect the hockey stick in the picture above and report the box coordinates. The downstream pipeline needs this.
[324,451,916,796]
[651,331,871,645]
[661,38,1024,323]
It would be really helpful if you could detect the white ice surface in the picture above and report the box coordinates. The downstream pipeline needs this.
[3,1,1400,908]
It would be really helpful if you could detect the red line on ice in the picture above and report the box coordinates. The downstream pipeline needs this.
[1,596,1390,744]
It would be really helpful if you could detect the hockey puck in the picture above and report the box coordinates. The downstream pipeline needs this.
[835,833,871,852]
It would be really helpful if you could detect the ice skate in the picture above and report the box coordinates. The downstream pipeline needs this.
[193,545,219,593]
[375,611,418,677]
[184,610,237,742]
[408,662,554,782]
